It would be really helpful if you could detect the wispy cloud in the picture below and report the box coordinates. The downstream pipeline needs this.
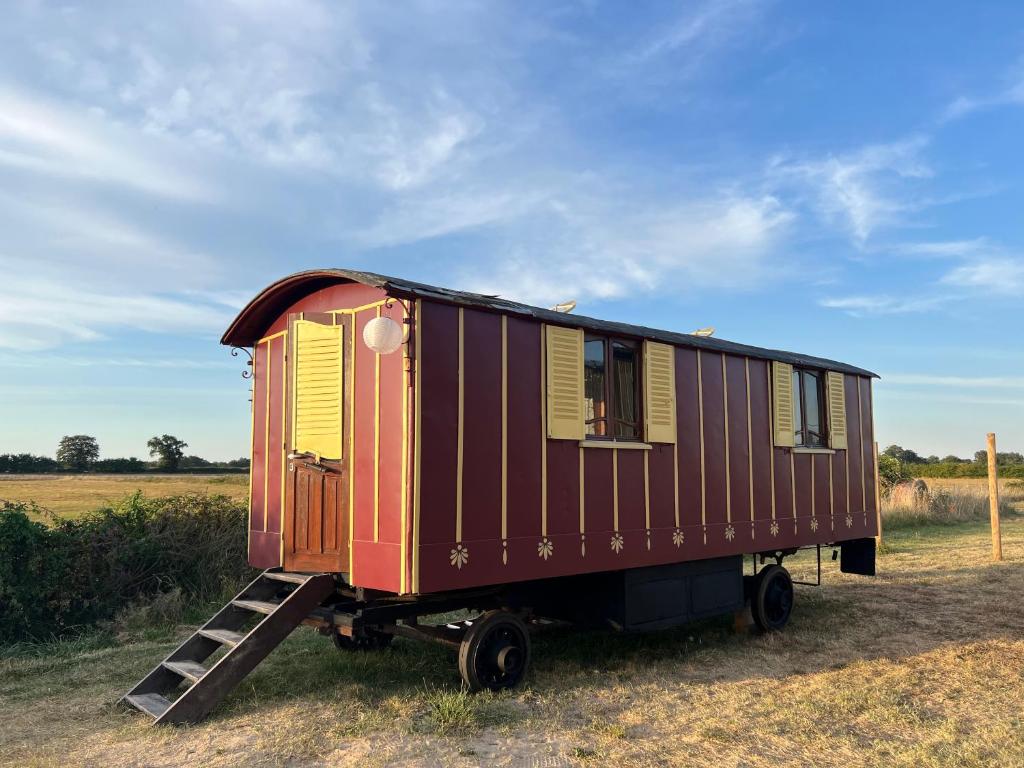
[940,256,1024,295]
[0,275,232,351]
[942,60,1024,121]
[462,191,795,306]
[634,0,768,62]
[818,294,948,316]
[768,136,932,243]
[0,88,213,201]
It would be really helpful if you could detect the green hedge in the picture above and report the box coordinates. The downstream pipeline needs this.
[0,494,255,643]
[911,462,1024,479]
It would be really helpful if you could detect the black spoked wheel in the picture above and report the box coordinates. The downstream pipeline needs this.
[333,627,393,651]
[458,610,531,692]
[751,564,794,632]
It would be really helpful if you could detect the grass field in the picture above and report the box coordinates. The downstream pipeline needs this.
[0,473,249,518]
[2,519,1022,768]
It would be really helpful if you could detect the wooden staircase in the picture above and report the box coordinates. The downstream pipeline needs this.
[120,569,337,725]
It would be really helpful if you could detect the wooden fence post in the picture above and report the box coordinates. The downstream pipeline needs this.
[987,432,1002,562]
[873,441,883,549]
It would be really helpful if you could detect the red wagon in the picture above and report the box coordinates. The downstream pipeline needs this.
[123,269,879,723]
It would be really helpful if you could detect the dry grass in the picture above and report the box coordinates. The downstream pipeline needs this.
[2,520,1023,767]
[0,474,248,520]
[881,477,1024,530]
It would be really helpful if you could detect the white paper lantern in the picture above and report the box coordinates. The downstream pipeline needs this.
[362,316,404,354]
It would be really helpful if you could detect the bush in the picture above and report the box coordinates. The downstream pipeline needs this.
[0,453,60,473]
[878,455,913,496]
[92,457,149,473]
[0,493,254,643]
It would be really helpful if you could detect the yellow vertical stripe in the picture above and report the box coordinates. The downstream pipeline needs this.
[349,315,357,578]
[767,361,776,523]
[540,325,547,537]
[722,355,731,524]
[400,304,409,592]
[412,300,423,592]
[643,450,650,534]
[697,351,706,529]
[790,450,797,532]
[579,446,585,540]
[829,453,835,531]
[810,454,816,517]
[501,317,508,543]
[456,308,464,543]
[374,307,381,542]
[857,376,865,515]
[673,442,680,528]
[613,448,619,531]
[745,358,754,538]
[280,333,287,557]
[264,339,271,534]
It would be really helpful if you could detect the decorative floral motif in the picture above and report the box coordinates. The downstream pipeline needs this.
[845,514,854,528]
[610,532,624,553]
[724,524,736,542]
[770,520,780,536]
[672,528,685,547]
[449,543,469,569]
[537,537,554,560]
[810,518,819,532]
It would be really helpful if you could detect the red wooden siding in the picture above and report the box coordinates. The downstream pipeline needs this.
[413,298,878,595]
[247,285,876,596]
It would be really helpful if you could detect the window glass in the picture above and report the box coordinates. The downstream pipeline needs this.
[792,369,803,445]
[611,342,638,438]
[803,371,821,445]
[584,337,606,436]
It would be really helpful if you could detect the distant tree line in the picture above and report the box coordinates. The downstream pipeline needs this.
[882,444,1024,479]
[883,444,1024,465]
[0,434,248,474]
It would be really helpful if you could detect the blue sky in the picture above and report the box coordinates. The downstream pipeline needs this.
[1,1,1023,461]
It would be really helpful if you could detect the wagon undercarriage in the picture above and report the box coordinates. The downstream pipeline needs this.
[121,538,874,725]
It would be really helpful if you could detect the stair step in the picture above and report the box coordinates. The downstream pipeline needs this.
[232,599,280,615]
[264,571,312,585]
[197,628,246,647]
[162,660,208,683]
[120,570,337,726]
[125,693,171,719]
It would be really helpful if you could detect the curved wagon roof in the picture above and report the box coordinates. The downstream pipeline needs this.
[222,268,878,378]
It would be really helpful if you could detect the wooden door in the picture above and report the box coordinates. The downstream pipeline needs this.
[283,312,350,573]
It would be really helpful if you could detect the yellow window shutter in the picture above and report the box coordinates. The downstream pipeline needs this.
[293,320,343,459]
[772,361,795,448]
[644,341,676,444]
[545,325,584,440]
[826,371,848,449]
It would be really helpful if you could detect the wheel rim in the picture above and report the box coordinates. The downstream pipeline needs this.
[763,571,793,626]
[475,623,527,689]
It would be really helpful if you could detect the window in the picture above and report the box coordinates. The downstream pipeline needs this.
[792,368,826,447]
[584,334,640,439]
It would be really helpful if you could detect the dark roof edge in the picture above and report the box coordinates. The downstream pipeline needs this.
[222,269,878,379]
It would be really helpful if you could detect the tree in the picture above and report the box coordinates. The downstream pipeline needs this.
[56,435,99,471]
[883,444,922,464]
[147,435,188,470]
[925,455,940,464]
[940,455,964,464]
